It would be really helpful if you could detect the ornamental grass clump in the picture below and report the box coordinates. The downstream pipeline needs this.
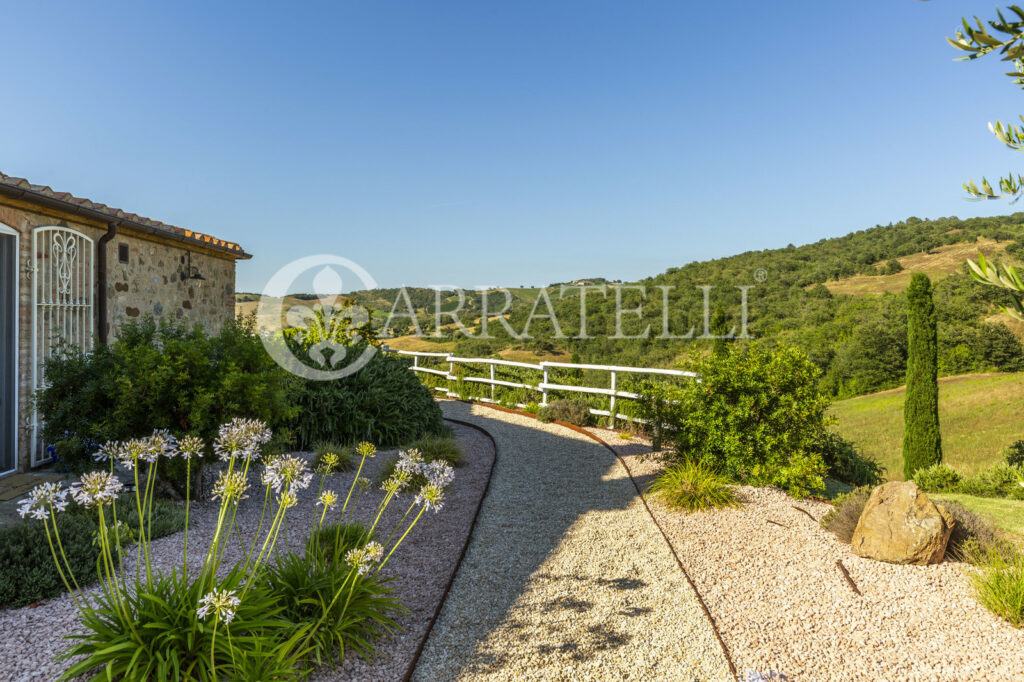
[646,460,740,513]
[20,419,455,681]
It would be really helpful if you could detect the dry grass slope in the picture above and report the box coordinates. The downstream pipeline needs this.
[821,238,1006,296]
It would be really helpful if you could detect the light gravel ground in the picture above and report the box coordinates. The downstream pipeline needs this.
[413,402,733,682]
[594,428,1024,682]
[0,422,494,682]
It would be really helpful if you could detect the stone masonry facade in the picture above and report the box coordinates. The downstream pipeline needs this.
[0,199,239,472]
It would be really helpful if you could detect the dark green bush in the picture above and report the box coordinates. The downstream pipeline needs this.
[820,486,873,544]
[536,399,593,426]
[36,315,299,494]
[818,432,885,487]
[640,343,830,497]
[1003,440,1024,468]
[0,497,185,608]
[291,349,447,449]
[0,512,98,608]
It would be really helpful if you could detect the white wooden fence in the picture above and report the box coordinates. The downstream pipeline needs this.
[382,347,696,426]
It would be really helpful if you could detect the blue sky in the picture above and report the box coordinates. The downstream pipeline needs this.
[2,1,1023,292]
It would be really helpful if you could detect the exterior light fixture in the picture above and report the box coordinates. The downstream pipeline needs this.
[179,251,205,284]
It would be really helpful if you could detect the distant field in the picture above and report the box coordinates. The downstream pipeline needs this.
[830,372,1024,479]
[821,238,1005,296]
[931,493,1024,537]
[380,335,457,353]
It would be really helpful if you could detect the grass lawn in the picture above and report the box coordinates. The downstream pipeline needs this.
[931,493,1024,538]
[830,372,1024,480]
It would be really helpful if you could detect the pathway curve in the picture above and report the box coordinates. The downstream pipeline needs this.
[412,402,732,681]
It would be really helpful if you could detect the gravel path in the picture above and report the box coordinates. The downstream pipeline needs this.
[412,402,733,682]
[592,427,1024,682]
[0,422,494,682]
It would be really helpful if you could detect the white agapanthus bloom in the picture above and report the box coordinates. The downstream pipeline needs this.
[70,471,124,508]
[177,434,205,459]
[424,460,455,488]
[147,429,178,460]
[261,455,313,495]
[17,482,70,520]
[345,541,384,575]
[415,482,445,513]
[197,588,241,624]
[214,418,272,462]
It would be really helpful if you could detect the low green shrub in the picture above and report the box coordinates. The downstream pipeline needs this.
[266,550,403,666]
[820,486,873,544]
[291,350,447,449]
[959,463,1024,499]
[913,463,963,493]
[646,461,740,513]
[0,497,185,608]
[818,432,885,487]
[964,544,1024,628]
[638,343,830,498]
[522,402,541,415]
[536,399,593,426]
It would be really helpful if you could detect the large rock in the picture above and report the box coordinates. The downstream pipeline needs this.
[850,481,955,565]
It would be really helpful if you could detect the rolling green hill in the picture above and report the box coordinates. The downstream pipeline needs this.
[830,372,1024,480]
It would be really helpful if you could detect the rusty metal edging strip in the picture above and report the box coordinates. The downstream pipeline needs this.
[458,400,738,679]
[400,416,499,682]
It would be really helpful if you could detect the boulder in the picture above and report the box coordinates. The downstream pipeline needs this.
[850,481,954,565]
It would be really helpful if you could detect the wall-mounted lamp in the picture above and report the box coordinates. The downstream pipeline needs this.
[179,251,205,285]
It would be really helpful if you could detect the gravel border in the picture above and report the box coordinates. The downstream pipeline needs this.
[0,422,494,682]
[412,402,733,681]
[590,427,1024,681]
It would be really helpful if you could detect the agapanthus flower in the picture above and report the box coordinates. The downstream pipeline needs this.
[381,468,412,494]
[356,476,371,490]
[317,490,338,509]
[261,455,313,494]
[114,438,152,470]
[345,541,384,575]
[424,460,455,488]
[197,588,241,624]
[211,470,249,505]
[394,449,424,474]
[17,482,69,520]
[147,429,178,459]
[415,482,445,512]
[214,418,271,462]
[278,489,297,509]
[355,441,377,459]
[316,451,340,475]
[92,441,120,463]
[70,471,124,508]
[178,434,205,459]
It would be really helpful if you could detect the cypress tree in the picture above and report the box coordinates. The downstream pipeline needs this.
[903,272,942,479]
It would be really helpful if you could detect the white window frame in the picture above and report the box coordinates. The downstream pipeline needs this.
[0,221,19,476]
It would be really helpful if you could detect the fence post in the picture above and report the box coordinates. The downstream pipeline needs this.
[489,363,496,403]
[449,357,455,398]
[609,370,617,429]
[542,366,549,405]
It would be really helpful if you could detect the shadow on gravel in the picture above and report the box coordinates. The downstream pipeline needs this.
[416,401,659,678]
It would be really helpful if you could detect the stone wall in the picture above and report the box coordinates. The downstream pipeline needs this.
[0,200,240,472]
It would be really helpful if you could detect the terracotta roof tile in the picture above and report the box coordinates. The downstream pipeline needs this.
[0,171,249,258]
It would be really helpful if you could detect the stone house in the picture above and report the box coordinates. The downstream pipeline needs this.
[0,172,250,474]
